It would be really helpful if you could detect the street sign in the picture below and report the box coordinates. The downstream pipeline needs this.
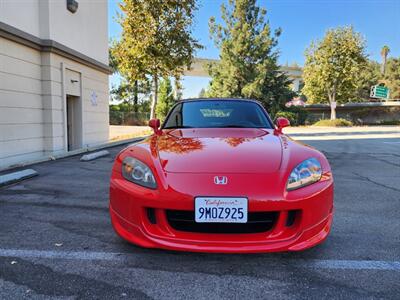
[370,85,390,99]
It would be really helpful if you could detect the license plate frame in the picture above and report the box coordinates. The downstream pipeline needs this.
[194,197,248,223]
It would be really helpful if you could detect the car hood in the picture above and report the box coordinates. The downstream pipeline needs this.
[155,128,282,174]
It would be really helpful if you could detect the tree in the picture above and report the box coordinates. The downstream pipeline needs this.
[109,43,152,112]
[109,47,119,73]
[156,78,176,121]
[302,26,367,119]
[380,45,390,75]
[110,80,151,112]
[198,88,206,98]
[384,57,400,99]
[111,0,201,119]
[206,0,294,115]
[174,77,183,101]
[354,60,380,101]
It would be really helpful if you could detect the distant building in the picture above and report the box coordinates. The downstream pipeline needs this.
[0,0,110,170]
[184,58,304,92]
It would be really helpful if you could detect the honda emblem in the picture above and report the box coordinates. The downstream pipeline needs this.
[214,176,228,185]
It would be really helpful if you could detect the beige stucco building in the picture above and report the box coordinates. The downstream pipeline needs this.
[0,0,110,170]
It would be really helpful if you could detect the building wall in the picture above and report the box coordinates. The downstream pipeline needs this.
[0,36,109,170]
[0,0,109,170]
[47,0,108,64]
[0,0,108,64]
[0,0,41,37]
[0,37,45,169]
[50,52,110,147]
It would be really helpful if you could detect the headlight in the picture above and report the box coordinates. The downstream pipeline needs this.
[287,158,322,191]
[122,157,157,189]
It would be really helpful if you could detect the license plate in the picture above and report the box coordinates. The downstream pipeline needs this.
[195,197,248,223]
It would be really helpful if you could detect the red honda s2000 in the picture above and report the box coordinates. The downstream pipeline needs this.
[110,99,334,253]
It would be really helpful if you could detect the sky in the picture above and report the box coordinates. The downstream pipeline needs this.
[108,0,400,99]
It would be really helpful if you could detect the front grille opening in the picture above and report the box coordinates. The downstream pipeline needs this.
[146,208,157,224]
[166,210,279,234]
[286,210,300,227]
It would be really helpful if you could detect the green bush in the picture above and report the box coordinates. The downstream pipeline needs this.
[313,118,353,127]
[274,108,308,126]
[288,107,308,125]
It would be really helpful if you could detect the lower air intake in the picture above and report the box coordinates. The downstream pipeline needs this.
[166,210,278,234]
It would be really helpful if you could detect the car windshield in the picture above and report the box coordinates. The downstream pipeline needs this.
[163,100,273,129]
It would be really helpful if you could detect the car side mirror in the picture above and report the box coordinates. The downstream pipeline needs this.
[275,117,290,133]
[149,118,161,134]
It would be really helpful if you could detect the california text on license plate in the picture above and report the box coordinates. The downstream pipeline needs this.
[195,197,248,223]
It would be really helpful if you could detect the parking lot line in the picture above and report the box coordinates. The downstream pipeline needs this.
[1,248,399,271]
[304,259,400,271]
[0,249,119,261]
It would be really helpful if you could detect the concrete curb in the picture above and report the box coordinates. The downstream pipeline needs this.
[0,169,38,187]
[1,137,147,172]
[80,150,110,161]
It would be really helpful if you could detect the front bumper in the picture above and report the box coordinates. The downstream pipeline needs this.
[110,172,334,253]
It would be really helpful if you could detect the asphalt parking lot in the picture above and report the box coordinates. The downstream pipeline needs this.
[0,137,399,299]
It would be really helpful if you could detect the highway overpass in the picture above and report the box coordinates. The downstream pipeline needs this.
[184,58,303,92]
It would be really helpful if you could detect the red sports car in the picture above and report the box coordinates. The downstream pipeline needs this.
[110,99,334,253]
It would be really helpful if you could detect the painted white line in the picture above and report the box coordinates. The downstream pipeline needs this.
[304,259,400,271]
[0,249,119,261]
[383,141,400,144]
[0,249,399,271]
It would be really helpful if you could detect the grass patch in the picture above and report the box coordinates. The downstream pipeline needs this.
[313,118,353,127]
